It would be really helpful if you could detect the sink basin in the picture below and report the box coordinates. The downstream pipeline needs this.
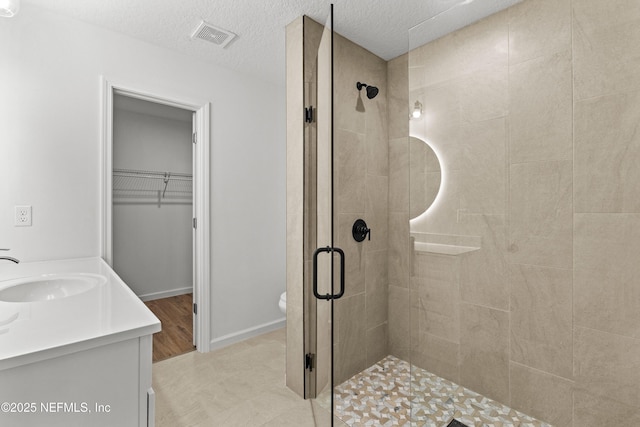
[0,274,106,302]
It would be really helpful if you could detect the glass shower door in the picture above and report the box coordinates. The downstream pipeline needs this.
[303,0,333,419]
[302,5,346,425]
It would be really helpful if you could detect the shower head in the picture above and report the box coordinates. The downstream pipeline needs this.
[356,82,379,99]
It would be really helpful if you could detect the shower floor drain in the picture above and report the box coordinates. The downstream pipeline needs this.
[446,420,469,427]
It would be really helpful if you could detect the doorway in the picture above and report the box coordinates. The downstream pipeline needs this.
[112,94,194,361]
[101,78,211,355]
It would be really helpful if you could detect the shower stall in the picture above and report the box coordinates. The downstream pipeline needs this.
[286,1,640,426]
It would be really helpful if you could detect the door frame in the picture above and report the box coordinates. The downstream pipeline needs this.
[100,76,211,353]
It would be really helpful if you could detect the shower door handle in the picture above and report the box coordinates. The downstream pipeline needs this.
[312,246,345,300]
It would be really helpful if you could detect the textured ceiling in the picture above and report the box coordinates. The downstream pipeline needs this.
[22,0,523,86]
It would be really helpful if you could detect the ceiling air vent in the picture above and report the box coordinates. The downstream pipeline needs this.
[191,20,237,48]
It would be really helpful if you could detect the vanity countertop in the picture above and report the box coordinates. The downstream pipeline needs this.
[0,257,160,370]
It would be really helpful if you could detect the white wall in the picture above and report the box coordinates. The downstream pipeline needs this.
[112,104,193,300]
[0,4,286,343]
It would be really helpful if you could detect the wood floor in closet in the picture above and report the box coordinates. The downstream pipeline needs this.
[144,293,195,362]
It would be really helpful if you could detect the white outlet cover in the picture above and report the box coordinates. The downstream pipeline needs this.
[14,205,32,227]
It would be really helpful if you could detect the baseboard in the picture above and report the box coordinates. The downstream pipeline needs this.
[209,318,286,351]
[138,286,192,302]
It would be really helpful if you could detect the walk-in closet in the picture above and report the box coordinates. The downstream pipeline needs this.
[112,94,195,361]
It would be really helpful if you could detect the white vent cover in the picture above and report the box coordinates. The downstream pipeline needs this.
[191,20,237,48]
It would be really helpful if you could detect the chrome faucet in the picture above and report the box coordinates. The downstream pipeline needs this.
[0,249,19,264]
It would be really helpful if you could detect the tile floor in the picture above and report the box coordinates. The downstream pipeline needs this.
[153,329,550,427]
[328,356,551,427]
[153,328,335,426]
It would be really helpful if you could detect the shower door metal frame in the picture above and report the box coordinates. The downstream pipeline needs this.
[302,6,339,413]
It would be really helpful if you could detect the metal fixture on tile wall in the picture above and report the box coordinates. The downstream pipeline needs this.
[352,219,371,242]
[356,82,379,99]
[411,100,423,119]
[0,0,19,17]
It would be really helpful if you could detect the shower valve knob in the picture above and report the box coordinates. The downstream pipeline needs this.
[352,219,371,242]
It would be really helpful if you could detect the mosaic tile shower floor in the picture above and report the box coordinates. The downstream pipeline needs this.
[326,355,552,427]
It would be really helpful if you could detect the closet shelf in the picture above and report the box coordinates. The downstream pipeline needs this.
[113,168,192,205]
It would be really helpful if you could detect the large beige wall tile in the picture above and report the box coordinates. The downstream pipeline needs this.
[366,323,388,367]
[509,50,573,163]
[389,137,409,214]
[510,264,572,379]
[389,212,410,287]
[413,288,459,344]
[387,54,408,140]
[315,295,332,394]
[574,91,640,213]
[409,141,429,219]
[333,40,368,135]
[285,16,304,398]
[573,0,640,100]
[412,333,460,384]
[459,214,508,311]
[574,213,640,338]
[408,64,427,93]
[285,305,304,396]
[460,118,507,215]
[302,17,323,84]
[509,160,572,268]
[334,31,387,136]
[459,62,508,123]
[416,81,462,172]
[452,10,508,72]
[364,174,388,253]
[411,253,460,343]
[411,169,461,235]
[365,250,388,329]
[424,171,441,217]
[460,303,509,403]
[411,11,508,88]
[335,129,366,214]
[334,294,367,384]
[574,326,640,408]
[508,0,571,65]
[366,97,389,177]
[286,212,304,307]
[412,251,459,285]
[388,285,410,361]
[510,362,574,426]
[574,389,640,427]
[336,213,365,298]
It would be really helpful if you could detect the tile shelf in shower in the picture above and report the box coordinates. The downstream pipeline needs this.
[411,232,481,256]
[413,242,480,256]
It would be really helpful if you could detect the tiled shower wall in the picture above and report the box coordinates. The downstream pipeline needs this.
[388,0,640,425]
[286,16,390,394]
[332,31,389,385]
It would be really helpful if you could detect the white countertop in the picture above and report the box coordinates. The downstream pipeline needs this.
[0,257,161,370]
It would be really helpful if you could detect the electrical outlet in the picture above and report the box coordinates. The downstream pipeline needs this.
[14,205,32,227]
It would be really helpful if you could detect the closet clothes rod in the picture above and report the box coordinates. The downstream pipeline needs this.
[112,168,192,180]
[112,168,193,206]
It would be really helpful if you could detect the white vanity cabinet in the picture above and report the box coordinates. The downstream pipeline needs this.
[0,258,161,427]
